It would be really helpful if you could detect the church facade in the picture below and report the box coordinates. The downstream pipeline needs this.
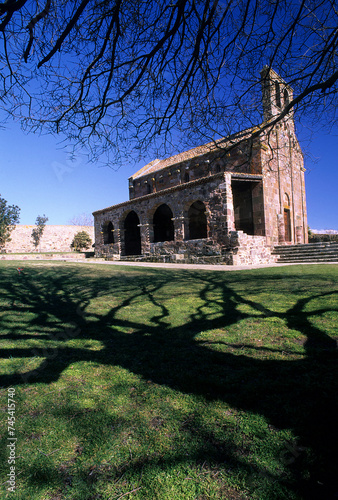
[93,68,308,265]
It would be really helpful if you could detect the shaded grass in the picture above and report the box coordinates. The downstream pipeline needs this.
[0,262,337,499]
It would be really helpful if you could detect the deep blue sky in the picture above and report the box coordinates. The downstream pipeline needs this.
[0,120,337,230]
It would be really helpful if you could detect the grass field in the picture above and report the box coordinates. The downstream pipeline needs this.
[0,262,337,500]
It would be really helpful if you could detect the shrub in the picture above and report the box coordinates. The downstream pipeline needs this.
[308,233,338,243]
[71,231,92,251]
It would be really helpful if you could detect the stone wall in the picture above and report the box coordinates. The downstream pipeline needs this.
[3,225,95,253]
[260,121,308,246]
[228,232,277,265]
[94,172,238,257]
[143,231,276,265]
[129,136,262,200]
[104,232,276,266]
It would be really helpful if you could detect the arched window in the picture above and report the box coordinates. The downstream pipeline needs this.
[187,201,207,240]
[284,88,289,107]
[147,183,152,194]
[284,193,290,208]
[275,81,281,108]
[215,164,221,173]
[124,211,141,255]
[184,172,190,183]
[153,204,174,242]
[103,221,114,244]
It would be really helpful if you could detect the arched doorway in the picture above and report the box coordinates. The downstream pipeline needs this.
[124,211,141,255]
[187,201,207,240]
[153,204,174,242]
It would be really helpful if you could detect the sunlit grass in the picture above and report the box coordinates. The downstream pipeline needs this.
[0,262,337,499]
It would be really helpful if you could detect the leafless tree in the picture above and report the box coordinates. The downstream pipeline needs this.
[68,213,94,226]
[0,0,337,165]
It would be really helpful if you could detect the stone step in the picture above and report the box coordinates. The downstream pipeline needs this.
[272,242,338,263]
[277,256,338,262]
[273,243,338,252]
[272,249,338,256]
[272,250,338,257]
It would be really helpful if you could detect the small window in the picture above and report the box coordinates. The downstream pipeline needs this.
[215,164,221,173]
[147,183,152,194]
[275,81,281,108]
[184,172,190,183]
[284,192,290,208]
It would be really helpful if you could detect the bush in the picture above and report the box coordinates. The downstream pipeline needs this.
[71,231,92,251]
[308,233,338,243]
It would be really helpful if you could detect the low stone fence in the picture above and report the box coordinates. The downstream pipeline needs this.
[3,225,95,253]
[147,232,276,265]
[104,231,276,266]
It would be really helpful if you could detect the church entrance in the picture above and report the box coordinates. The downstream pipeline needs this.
[124,211,141,255]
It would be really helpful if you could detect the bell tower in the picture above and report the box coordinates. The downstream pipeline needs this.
[260,66,294,122]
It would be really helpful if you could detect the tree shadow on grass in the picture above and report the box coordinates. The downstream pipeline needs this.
[0,264,337,498]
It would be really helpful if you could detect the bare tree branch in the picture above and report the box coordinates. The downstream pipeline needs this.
[0,0,336,165]
[24,0,51,63]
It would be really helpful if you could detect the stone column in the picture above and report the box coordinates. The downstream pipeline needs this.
[119,228,126,256]
[172,216,187,241]
[224,173,235,232]
[218,173,235,239]
[295,216,302,244]
[138,223,151,254]
[113,228,122,254]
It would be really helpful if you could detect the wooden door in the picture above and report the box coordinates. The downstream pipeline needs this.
[284,209,291,242]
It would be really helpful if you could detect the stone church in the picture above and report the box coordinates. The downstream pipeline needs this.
[93,68,308,265]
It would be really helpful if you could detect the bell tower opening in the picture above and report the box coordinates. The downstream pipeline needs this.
[260,67,293,122]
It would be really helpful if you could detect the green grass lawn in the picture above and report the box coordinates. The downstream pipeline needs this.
[0,262,337,500]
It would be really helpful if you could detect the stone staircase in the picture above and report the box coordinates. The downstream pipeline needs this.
[272,242,338,263]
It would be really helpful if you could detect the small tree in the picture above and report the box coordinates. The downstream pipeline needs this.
[31,214,49,252]
[0,195,20,251]
[71,231,92,252]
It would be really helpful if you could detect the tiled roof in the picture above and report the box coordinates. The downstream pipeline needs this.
[130,126,256,180]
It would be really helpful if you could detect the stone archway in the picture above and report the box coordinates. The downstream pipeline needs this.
[103,221,114,244]
[187,201,207,240]
[153,204,174,243]
[124,211,141,256]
